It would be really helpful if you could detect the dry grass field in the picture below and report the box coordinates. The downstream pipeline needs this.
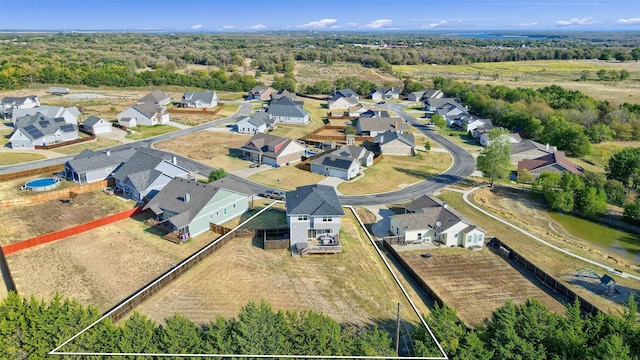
[436,188,639,314]
[397,247,567,327]
[295,61,400,88]
[337,151,452,195]
[169,103,240,126]
[153,131,251,172]
[0,152,47,165]
[269,98,327,140]
[248,164,326,190]
[51,137,123,155]
[133,211,421,330]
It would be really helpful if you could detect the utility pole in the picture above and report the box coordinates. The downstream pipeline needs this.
[395,302,401,356]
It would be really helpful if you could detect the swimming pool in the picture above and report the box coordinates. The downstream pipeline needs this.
[24,177,60,191]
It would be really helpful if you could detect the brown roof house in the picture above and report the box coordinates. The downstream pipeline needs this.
[510,140,557,165]
[238,133,307,167]
[389,195,486,249]
[247,86,278,101]
[517,152,583,179]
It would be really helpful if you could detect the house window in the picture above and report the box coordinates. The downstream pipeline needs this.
[223,208,227,216]
[478,234,484,243]
[467,234,473,242]
[417,233,422,240]
[216,211,219,216]
[298,215,308,221]
[322,216,332,222]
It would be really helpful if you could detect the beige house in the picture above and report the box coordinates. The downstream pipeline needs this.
[238,133,307,167]
[374,130,415,156]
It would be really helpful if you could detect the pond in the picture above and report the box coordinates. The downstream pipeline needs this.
[548,212,640,265]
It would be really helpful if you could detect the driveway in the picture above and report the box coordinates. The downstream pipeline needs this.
[362,204,395,239]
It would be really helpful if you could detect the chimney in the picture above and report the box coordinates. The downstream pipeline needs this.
[442,203,448,209]
[183,193,190,203]
[172,156,177,165]
[545,143,550,151]
[106,150,110,156]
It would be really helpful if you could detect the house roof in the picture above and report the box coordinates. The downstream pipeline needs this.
[374,130,415,147]
[370,87,399,96]
[511,139,557,155]
[392,197,482,233]
[139,90,170,104]
[331,88,359,98]
[1,95,37,106]
[330,145,371,161]
[358,117,408,133]
[83,115,108,128]
[349,103,377,114]
[66,148,136,173]
[409,91,425,99]
[266,97,308,118]
[132,102,163,118]
[359,110,391,118]
[240,133,305,158]
[422,89,444,99]
[517,152,583,175]
[112,151,185,192]
[270,89,296,101]
[405,194,445,213]
[328,96,359,107]
[248,86,276,96]
[14,112,77,140]
[285,184,344,216]
[143,178,234,229]
[238,111,271,128]
[12,105,78,123]
[311,154,357,171]
[181,91,217,104]
[208,177,256,196]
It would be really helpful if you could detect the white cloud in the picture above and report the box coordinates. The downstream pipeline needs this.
[221,25,236,30]
[362,19,393,29]
[423,20,449,29]
[245,24,266,30]
[190,24,203,29]
[518,22,538,27]
[346,22,359,27]
[297,18,337,29]
[556,17,598,26]
[615,18,640,25]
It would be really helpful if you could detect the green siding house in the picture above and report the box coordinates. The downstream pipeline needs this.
[143,178,249,239]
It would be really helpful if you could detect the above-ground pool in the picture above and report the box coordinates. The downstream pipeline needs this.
[24,177,60,192]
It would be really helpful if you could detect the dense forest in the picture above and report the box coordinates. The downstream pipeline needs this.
[1,292,638,359]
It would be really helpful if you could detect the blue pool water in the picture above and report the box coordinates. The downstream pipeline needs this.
[25,178,60,191]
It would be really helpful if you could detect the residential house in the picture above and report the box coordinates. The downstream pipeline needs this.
[10,112,78,149]
[407,89,444,102]
[310,145,374,180]
[111,151,191,202]
[359,110,391,119]
[1,95,40,109]
[369,87,400,101]
[236,111,274,134]
[83,116,112,134]
[138,90,171,107]
[357,116,408,136]
[374,130,415,156]
[179,91,218,108]
[517,152,583,179]
[118,117,137,128]
[266,96,309,124]
[330,88,359,99]
[348,103,378,117]
[327,88,360,110]
[117,102,169,126]
[479,131,521,147]
[424,98,468,124]
[511,140,557,165]
[143,178,249,239]
[270,89,297,102]
[238,133,307,167]
[64,148,136,184]
[463,116,493,134]
[285,184,344,254]
[389,195,486,248]
[11,105,79,126]
[247,86,277,101]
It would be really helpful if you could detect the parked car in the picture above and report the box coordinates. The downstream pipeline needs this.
[264,189,286,200]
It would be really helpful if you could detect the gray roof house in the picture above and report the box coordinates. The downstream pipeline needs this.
[369,87,400,101]
[510,140,557,165]
[236,111,274,134]
[327,88,360,110]
[285,184,345,255]
[111,150,191,202]
[117,102,169,126]
[138,90,171,107]
[143,177,249,240]
[357,116,408,136]
[1,95,40,109]
[389,195,486,248]
[10,112,78,149]
[407,89,444,102]
[180,91,218,108]
[238,133,307,167]
[310,145,374,180]
[266,96,310,124]
[270,89,297,102]
[83,115,112,134]
[330,88,359,99]
[247,86,277,101]
[374,130,415,156]
[64,148,136,184]
[11,105,79,126]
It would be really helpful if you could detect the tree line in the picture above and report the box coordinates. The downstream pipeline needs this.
[1,292,638,359]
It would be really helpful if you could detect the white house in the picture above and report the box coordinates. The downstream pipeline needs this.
[1,95,40,110]
[180,91,218,108]
[236,112,272,134]
[11,105,79,126]
[310,145,374,180]
[266,96,309,124]
[10,112,78,149]
[238,133,307,167]
[117,102,169,126]
[83,116,112,134]
[369,87,400,101]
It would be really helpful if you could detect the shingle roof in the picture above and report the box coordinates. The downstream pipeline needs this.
[391,203,474,232]
[139,90,170,104]
[285,184,344,216]
[66,148,136,173]
[14,112,77,139]
[112,151,169,191]
[83,115,107,128]
[181,91,217,104]
[239,111,271,128]
[143,178,231,229]
[270,89,296,101]
[240,133,305,157]
[374,130,415,147]
[517,152,583,175]
[1,95,37,106]
[310,154,357,171]
[405,194,444,213]
[359,110,391,118]
[331,89,358,98]
[267,97,308,118]
[133,102,163,118]
[11,106,78,123]
[358,117,408,133]
[511,140,556,155]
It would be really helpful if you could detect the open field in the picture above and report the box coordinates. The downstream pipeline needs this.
[0,152,47,165]
[337,151,452,195]
[124,124,178,141]
[269,98,327,140]
[248,164,326,190]
[153,131,251,172]
[51,136,122,155]
[397,247,567,327]
[436,188,639,314]
[295,61,400,87]
[169,103,240,126]
[394,60,640,104]
[5,214,217,311]
[133,211,421,330]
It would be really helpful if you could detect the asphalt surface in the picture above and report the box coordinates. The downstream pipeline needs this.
[1,101,476,206]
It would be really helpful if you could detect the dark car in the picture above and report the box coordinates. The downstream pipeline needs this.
[421,253,432,259]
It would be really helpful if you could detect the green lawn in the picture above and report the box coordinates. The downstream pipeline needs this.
[0,152,47,166]
[53,137,123,155]
[124,124,179,141]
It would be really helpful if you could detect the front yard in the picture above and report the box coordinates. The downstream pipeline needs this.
[124,124,179,141]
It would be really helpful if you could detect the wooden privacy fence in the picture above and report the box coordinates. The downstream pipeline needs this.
[488,238,604,317]
[0,179,111,208]
[35,129,96,150]
[0,164,64,181]
[2,206,143,256]
[167,103,225,115]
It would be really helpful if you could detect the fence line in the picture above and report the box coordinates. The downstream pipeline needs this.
[0,164,64,181]
[167,103,225,115]
[0,179,111,208]
[2,206,143,256]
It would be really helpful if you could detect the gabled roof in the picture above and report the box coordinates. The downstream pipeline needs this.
[359,110,391,118]
[181,91,217,104]
[393,195,483,233]
[425,97,466,110]
[240,133,305,157]
[208,177,256,196]
[132,102,163,118]
[83,115,109,128]
[331,88,359,98]
[266,97,308,118]
[238,111,271,128]
[12,105,79,123]
[14,112,77,139]
[330,145,371,161]
[517,152,583,175]
[66,148,136,173]
[328,96,359,107]
[139,90,170,104]
[285,184,344,216]
[511,139,557,155]
[1,95,37,106]
[374,130,415,147]
[348,103,377,114]
[311,155,358,171]
[359,117,409,133]
[143,178,239,229]
[370,87,399,96]
[270,89,296,101]
[405,194,445,213]
[249,85,276,95]
[112,151,187,192]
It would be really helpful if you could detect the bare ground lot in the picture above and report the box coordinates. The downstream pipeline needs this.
[133,212,421,330]
[397,247,567,327]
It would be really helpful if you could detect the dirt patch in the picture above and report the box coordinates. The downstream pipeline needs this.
[398,248,567,327]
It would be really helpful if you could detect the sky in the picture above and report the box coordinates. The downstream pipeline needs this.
[1,0,639,32]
